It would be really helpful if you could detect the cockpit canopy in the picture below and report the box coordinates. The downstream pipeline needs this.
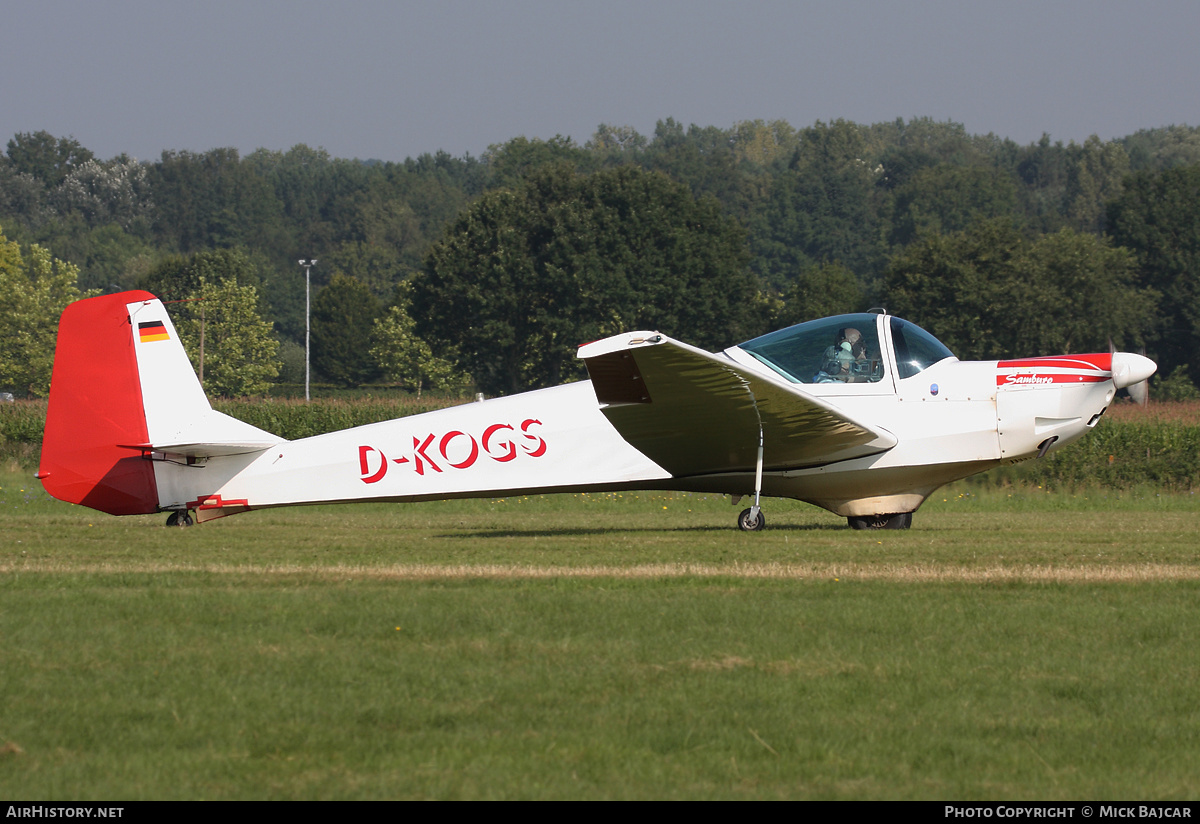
[735,313,956,385]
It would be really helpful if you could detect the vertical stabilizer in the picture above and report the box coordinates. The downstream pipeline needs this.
[38,291,161,514]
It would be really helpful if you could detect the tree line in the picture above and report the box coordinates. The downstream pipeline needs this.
[1,119,1199,398]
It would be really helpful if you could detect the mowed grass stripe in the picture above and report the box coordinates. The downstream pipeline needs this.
[5,559,1200,582]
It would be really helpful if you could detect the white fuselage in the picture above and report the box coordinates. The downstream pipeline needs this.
[156,356,1114,522]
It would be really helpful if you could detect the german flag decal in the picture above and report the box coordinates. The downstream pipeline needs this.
[138,320,170,343]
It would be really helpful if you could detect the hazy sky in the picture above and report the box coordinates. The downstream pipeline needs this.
[4,0,1197,162]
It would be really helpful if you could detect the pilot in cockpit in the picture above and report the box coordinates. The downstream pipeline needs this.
[815,327,869,383]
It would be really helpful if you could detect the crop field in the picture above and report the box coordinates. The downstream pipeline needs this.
[2,471,1199,800]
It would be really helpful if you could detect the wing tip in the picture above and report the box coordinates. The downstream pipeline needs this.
[577,331,665,360]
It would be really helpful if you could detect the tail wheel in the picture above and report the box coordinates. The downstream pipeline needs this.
[737,507,766,531]
[166,511,194,527]
[848,512,912,530]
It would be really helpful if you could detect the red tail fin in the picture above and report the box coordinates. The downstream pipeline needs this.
[37,291,159,515]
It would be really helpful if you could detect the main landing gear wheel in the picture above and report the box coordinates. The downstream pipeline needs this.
[166,511,194,527]
[847,512,912,530]
[737,508,766,531]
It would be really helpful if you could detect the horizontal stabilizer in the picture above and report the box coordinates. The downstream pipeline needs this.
[579,332,896,476]
[123,441,279,460]
[136,410,282,459]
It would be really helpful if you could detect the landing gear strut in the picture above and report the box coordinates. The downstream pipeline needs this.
[166,510,194,527]
[735,424,768,532]
[847,512,912,530]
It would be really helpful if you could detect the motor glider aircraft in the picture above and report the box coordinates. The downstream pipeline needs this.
[38,291,1156,530]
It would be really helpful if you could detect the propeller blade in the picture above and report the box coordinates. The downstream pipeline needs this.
[1126,345,1151,405]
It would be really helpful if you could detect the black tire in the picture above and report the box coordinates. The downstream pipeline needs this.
[166,511,194,527]
[737,507,766,531]
[848,512,912,530]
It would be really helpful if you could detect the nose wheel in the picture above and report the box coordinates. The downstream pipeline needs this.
[737,507,766,531]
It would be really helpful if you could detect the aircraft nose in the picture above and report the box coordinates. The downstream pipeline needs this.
[1111,352,1157,389]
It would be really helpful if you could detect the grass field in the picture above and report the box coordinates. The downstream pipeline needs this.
[2,472,1199,800]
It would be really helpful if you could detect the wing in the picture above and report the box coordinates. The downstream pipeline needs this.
[579,332,897,476]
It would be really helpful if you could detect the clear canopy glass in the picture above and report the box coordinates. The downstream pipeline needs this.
[737,313,955,384]
[889,316,956,379]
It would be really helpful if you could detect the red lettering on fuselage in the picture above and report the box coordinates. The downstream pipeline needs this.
[358,419,546,484]
[521,419,547,457]
[412,433,440,475]
[358,445,388,484]
[482,424,517,462]
[440,430,480,469]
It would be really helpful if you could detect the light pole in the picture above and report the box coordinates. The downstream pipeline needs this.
[298,258,317,401]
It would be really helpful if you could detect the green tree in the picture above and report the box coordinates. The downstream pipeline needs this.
[324,240,406,298]
[1120,125,1200,171]
[1153,365,1200,401]
[483,135,590,189]
[866,118,993,170]
[5,131,94,188]
[883,221,1154,360]
[140,249,280,396]
[52,156,156,231]
[642,119,757,223]
[0,162,45,225]
[0,225,95,396]
[883,220,1027,359]
[67,224,158,293]
[585,124,648,160]
[310,273,383,387]
[729,119,798,167]
[776,263,863,327]
[173,278,281,397]
[888,164,1019,246]
[1012,134,1073,232]
[1024,229,1154,355]
[750,120,884,288]
[1062,136,1129,233]
[148,147,286,253]
[141,248,266,303]
[243,144,341,232]
[370,283,468,397]
[415,164,755,395]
